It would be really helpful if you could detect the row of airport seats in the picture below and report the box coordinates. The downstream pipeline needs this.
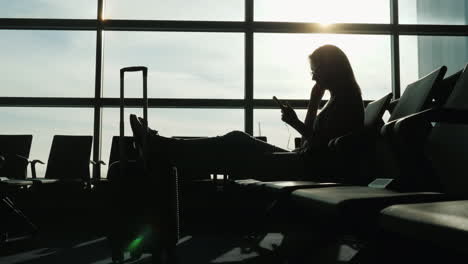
[0,134,156,241]
[229,63,468,261]
[0,127,262,237]
[0,135,94,241]
[0,135,93,187]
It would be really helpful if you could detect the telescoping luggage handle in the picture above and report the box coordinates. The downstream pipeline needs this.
[119,66,149,172]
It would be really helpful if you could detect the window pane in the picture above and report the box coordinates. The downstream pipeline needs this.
[400,36,468,93]
[0,0,96,19]
[0,30,96,97]
[103,32,243,99]
[255,34,392,100]
[254,109,307,150]
[104,0,243,21]
[255,0,390,23]
[0,107,94,178]
[101,108,243,177]
[399,0,468,25]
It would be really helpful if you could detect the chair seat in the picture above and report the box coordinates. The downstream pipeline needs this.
[381,200,468,252]
[262,181,343,193]
[291,186,443,224]
[231,179,267,190]
[233,179,262,186]
[31,178,84,185]
[0,179,34,187]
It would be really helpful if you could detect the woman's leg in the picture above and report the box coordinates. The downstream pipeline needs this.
[148,130,303,178]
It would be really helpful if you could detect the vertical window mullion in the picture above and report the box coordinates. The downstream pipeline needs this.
[92,0,104,179]
[245,0,254,135]
[390,0,401,99]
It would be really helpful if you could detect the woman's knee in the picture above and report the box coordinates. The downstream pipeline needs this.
[224,130,248,138]
[223,130,252,143]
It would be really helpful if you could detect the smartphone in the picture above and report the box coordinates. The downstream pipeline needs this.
[273,96,286,110]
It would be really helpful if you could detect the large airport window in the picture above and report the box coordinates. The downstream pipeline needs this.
[0,0,97,19]
[254,0,390,24]
[254,109,307,150]
[0,107,94,178]
[102,32,244,99]
[100,108,243,177]
[104,0,244,21]
[0,30,96,97]
[400,36,468,93]
[399,0,468,25]
[254,33,392,100]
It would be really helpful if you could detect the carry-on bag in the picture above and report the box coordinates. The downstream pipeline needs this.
[108,66,179,264]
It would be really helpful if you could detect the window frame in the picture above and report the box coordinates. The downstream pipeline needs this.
[1,0,467,178]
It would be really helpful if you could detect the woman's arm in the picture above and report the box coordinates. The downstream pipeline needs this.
[281,84,325,137]
[304,83,325,126]
[281,104,308,136]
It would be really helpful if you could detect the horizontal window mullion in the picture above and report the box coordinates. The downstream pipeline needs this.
[0,97,96,107]
[397,24,468,36]
[101,98,245,108]
[102,20,246,32]
[2,18,467,36]
[0,18,98,30]
[0,97,374,109]
[254,22,393,34]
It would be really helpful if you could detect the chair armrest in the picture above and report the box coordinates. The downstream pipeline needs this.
[15,154,29,161]
[29,159,45,179]
[328,130,372,153]
[391,108,468,157]
[90,160,106,166]
[90,160,106,181]
[380,119,399,137]
[394,108,468,134]
[2,154,30,167]
[107,160,138,181]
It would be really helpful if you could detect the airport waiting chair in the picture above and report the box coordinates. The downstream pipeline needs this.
[31,135,93,187]
[377,64,468,256]
[290,65,466,239]
[88,136,138,192]
[105,136,139,181]
[0,135,38,242]
[260,92,393,193]
[0,135,34,188]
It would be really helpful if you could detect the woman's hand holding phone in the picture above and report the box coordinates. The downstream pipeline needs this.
[273,96,286,110]
[274,96,299,127]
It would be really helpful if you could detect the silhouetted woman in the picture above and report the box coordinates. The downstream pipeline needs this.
[136,44,364,180]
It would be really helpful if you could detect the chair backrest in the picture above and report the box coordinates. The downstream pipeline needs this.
[364,93,393,131]
[109,136,139,165]
[44,135,92,181]
[389,66,447,122]
[0,135,33,179]
[434,70,463,107]
[107,136,139,181]
[425,64,468,196]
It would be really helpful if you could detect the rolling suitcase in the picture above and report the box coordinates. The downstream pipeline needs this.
[108,66,179,264]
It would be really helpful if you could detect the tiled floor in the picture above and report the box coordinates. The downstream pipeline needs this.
[0,232,357,264]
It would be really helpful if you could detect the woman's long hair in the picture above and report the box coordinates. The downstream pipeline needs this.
[309,44,361,95]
